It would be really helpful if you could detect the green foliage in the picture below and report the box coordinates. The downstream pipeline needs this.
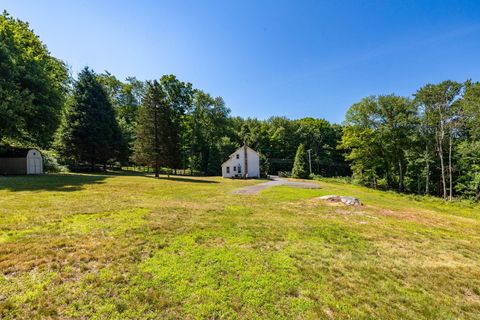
[189,90,231,175]
[454,81,480,200]
[133,81,170,174]
[341,95,416,191]
[133,76,192,176]
[229,116,348,176]
[339,85,480,201]
[259,153,270,177]
[55,68,125,170]
[0,11,68,147]
[456,141,480,200]
[292,144,309,179]
[41,150,67,173]
[97,72,145,160]
[0,12,349,181]
[3,10,480,203]
[462,81,480,140]
[414,81,463,199]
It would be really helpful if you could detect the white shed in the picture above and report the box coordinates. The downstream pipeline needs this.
[221,145,260,178]
[0,148,43,175]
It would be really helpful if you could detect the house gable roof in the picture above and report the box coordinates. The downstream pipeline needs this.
[221,145,259,166]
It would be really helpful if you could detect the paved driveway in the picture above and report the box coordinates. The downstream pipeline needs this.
[232,176,320,195]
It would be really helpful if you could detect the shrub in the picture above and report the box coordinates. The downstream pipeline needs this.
[42,150,68,173]
[291,144,310,179]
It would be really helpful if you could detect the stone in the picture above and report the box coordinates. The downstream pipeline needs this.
[318,195,362,206]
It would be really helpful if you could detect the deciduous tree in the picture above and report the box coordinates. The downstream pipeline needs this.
[0,11,68,147]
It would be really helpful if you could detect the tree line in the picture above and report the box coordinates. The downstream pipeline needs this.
[340,81,480,200]
[0,12,348,177]
[64,69,348,178]
[1,12,479,201]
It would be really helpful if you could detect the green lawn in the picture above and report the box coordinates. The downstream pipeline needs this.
[1,173,480,319]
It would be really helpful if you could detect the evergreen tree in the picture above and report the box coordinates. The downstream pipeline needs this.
[159,75,193,172]
[292,144,310,179]
[56,67,124,170]
[133,81,176,177]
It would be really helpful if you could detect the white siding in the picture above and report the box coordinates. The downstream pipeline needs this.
[26,149,43,174]
[221,146,260,178]
[245,147,260,178]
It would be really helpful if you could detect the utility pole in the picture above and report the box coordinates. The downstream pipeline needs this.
[307,149,312,175]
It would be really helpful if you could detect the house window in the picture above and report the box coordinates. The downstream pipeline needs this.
[233,166,236,172]
[238,166,241,173]
[236,154,239,159]
[226,167,230,173]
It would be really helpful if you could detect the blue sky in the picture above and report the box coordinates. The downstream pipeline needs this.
[3,0,480,123]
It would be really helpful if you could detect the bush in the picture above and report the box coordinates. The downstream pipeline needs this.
[260,154,270,178]
[42,150,68,173]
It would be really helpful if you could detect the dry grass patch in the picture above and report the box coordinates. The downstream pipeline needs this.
[1,173,480,319]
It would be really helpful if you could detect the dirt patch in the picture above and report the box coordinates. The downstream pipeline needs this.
[463,288,480,304]
[376,207,443,226]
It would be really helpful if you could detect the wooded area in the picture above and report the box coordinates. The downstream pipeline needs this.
[1,12,479,200]
[341,83,480,200]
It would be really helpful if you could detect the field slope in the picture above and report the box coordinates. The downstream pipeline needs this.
[1,173,480,319]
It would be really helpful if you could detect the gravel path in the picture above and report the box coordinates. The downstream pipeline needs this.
[232,176,320,195]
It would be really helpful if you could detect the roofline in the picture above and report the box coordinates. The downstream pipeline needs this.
[0,147,41,158]
[221,145,259,166]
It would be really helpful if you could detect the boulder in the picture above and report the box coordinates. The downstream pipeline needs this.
[318,195,362,206]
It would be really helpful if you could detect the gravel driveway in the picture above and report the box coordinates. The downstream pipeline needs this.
[232,176,320,195]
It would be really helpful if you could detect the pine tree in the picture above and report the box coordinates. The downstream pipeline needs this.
[292,144,310,179]
[133,76,193,176]
[56,67,124,170]
[133,81,177,177]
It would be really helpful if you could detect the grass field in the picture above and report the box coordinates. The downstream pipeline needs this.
[1,173,480,319]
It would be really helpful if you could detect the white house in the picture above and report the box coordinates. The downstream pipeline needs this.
[221,145,260,178]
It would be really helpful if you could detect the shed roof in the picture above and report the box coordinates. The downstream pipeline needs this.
[0,148,31,158]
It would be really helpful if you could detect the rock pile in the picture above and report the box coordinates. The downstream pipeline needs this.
[317,195,362,206]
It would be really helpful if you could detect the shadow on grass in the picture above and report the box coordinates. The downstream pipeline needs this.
[0,173,109,192]
[145,175,219,184]
[120,168,219,183]
[0,171,219,192]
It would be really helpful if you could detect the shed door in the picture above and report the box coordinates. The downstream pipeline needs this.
[29,158,41,174]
